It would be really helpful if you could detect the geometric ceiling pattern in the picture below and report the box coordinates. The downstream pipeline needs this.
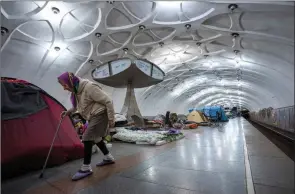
[1,1,294,115]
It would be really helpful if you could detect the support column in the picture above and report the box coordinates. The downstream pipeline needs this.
[120,83,145,127]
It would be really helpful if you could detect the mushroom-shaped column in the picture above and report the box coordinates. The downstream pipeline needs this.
[91,58,165,127]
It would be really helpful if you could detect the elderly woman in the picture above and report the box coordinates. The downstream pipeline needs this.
[58,72,115,181]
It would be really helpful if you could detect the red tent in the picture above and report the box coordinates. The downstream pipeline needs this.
[1,78,84,180]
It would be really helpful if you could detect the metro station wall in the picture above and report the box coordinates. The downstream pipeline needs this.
[249,106,295,133]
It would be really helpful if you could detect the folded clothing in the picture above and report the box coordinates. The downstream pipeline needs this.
[168,129,181,134]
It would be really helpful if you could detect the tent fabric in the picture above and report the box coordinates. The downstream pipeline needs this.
[188,108,194,113]
[187,111,207,123]
[199,112,209,122]
[203,106,228,122]
[189,106,228,122]
[189,107,205,113]
[1,79,84,180]
[1,82,48,120]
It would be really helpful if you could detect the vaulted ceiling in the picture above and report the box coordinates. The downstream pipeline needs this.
[1,1,294,115]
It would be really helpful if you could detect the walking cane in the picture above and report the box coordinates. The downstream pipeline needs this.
[39,115,65,178]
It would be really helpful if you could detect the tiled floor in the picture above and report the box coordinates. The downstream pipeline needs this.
[243,119,294,194]
[2,118,294,194]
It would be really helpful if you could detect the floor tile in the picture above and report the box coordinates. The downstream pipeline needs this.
[247,143,288,158]
[167,146,245,162]
[1,167,65,194]
[249,155,294,189]
[118,152,173,178]
[134,166,246,194]
[78,176,200,194]
[157,157,245,174]
[254,184,294,194]
[3,118,292,194]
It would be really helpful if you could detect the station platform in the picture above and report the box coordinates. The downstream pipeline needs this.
[2,118,294,194]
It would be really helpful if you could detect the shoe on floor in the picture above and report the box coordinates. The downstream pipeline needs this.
[71,170,93,181]
[96,159,115,167]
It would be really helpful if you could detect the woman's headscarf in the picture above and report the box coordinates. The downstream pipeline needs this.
[58,72,80,108]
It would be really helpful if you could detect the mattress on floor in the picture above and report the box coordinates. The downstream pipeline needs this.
[112,128,184,145]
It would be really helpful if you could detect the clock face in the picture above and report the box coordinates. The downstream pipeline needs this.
[135,60,152,76]
[93,64,110,79]
[92,58,164,85]
[152,66,164,80]
[110,59,132,75]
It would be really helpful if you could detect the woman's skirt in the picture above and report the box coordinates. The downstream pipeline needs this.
[82,111,108,143]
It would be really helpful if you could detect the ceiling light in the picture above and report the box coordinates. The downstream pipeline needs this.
[228,4,238,12]
[95,33,102,38]
[1,27,9,36]
[204,55,209,58]
[107,1,114,4]
[54,47,60,51]
[51,7,60,14]
[189,69,193,72]
[196,42,201,46]
[231,33,239,38]
[185,24,191,30]
[139,25,146,30]
[123,48,128,54]
[159,42,164,47]
[88,59,94,63]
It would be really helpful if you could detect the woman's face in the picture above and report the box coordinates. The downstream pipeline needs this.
[58,79,73,92]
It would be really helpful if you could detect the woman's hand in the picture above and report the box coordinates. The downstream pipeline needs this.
[108,119,115,128]
[61,110,71,118]
[61,107,76,118]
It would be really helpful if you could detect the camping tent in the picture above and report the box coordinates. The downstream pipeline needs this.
[187,111,209,123]
[1,78,84,180]
[203,106,228,122]
[189,107,205,113]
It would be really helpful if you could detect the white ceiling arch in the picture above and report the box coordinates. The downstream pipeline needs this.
[139,68,289,109]
[193,94,263,109]
[0,1,294,115]
[207,98,252,110]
